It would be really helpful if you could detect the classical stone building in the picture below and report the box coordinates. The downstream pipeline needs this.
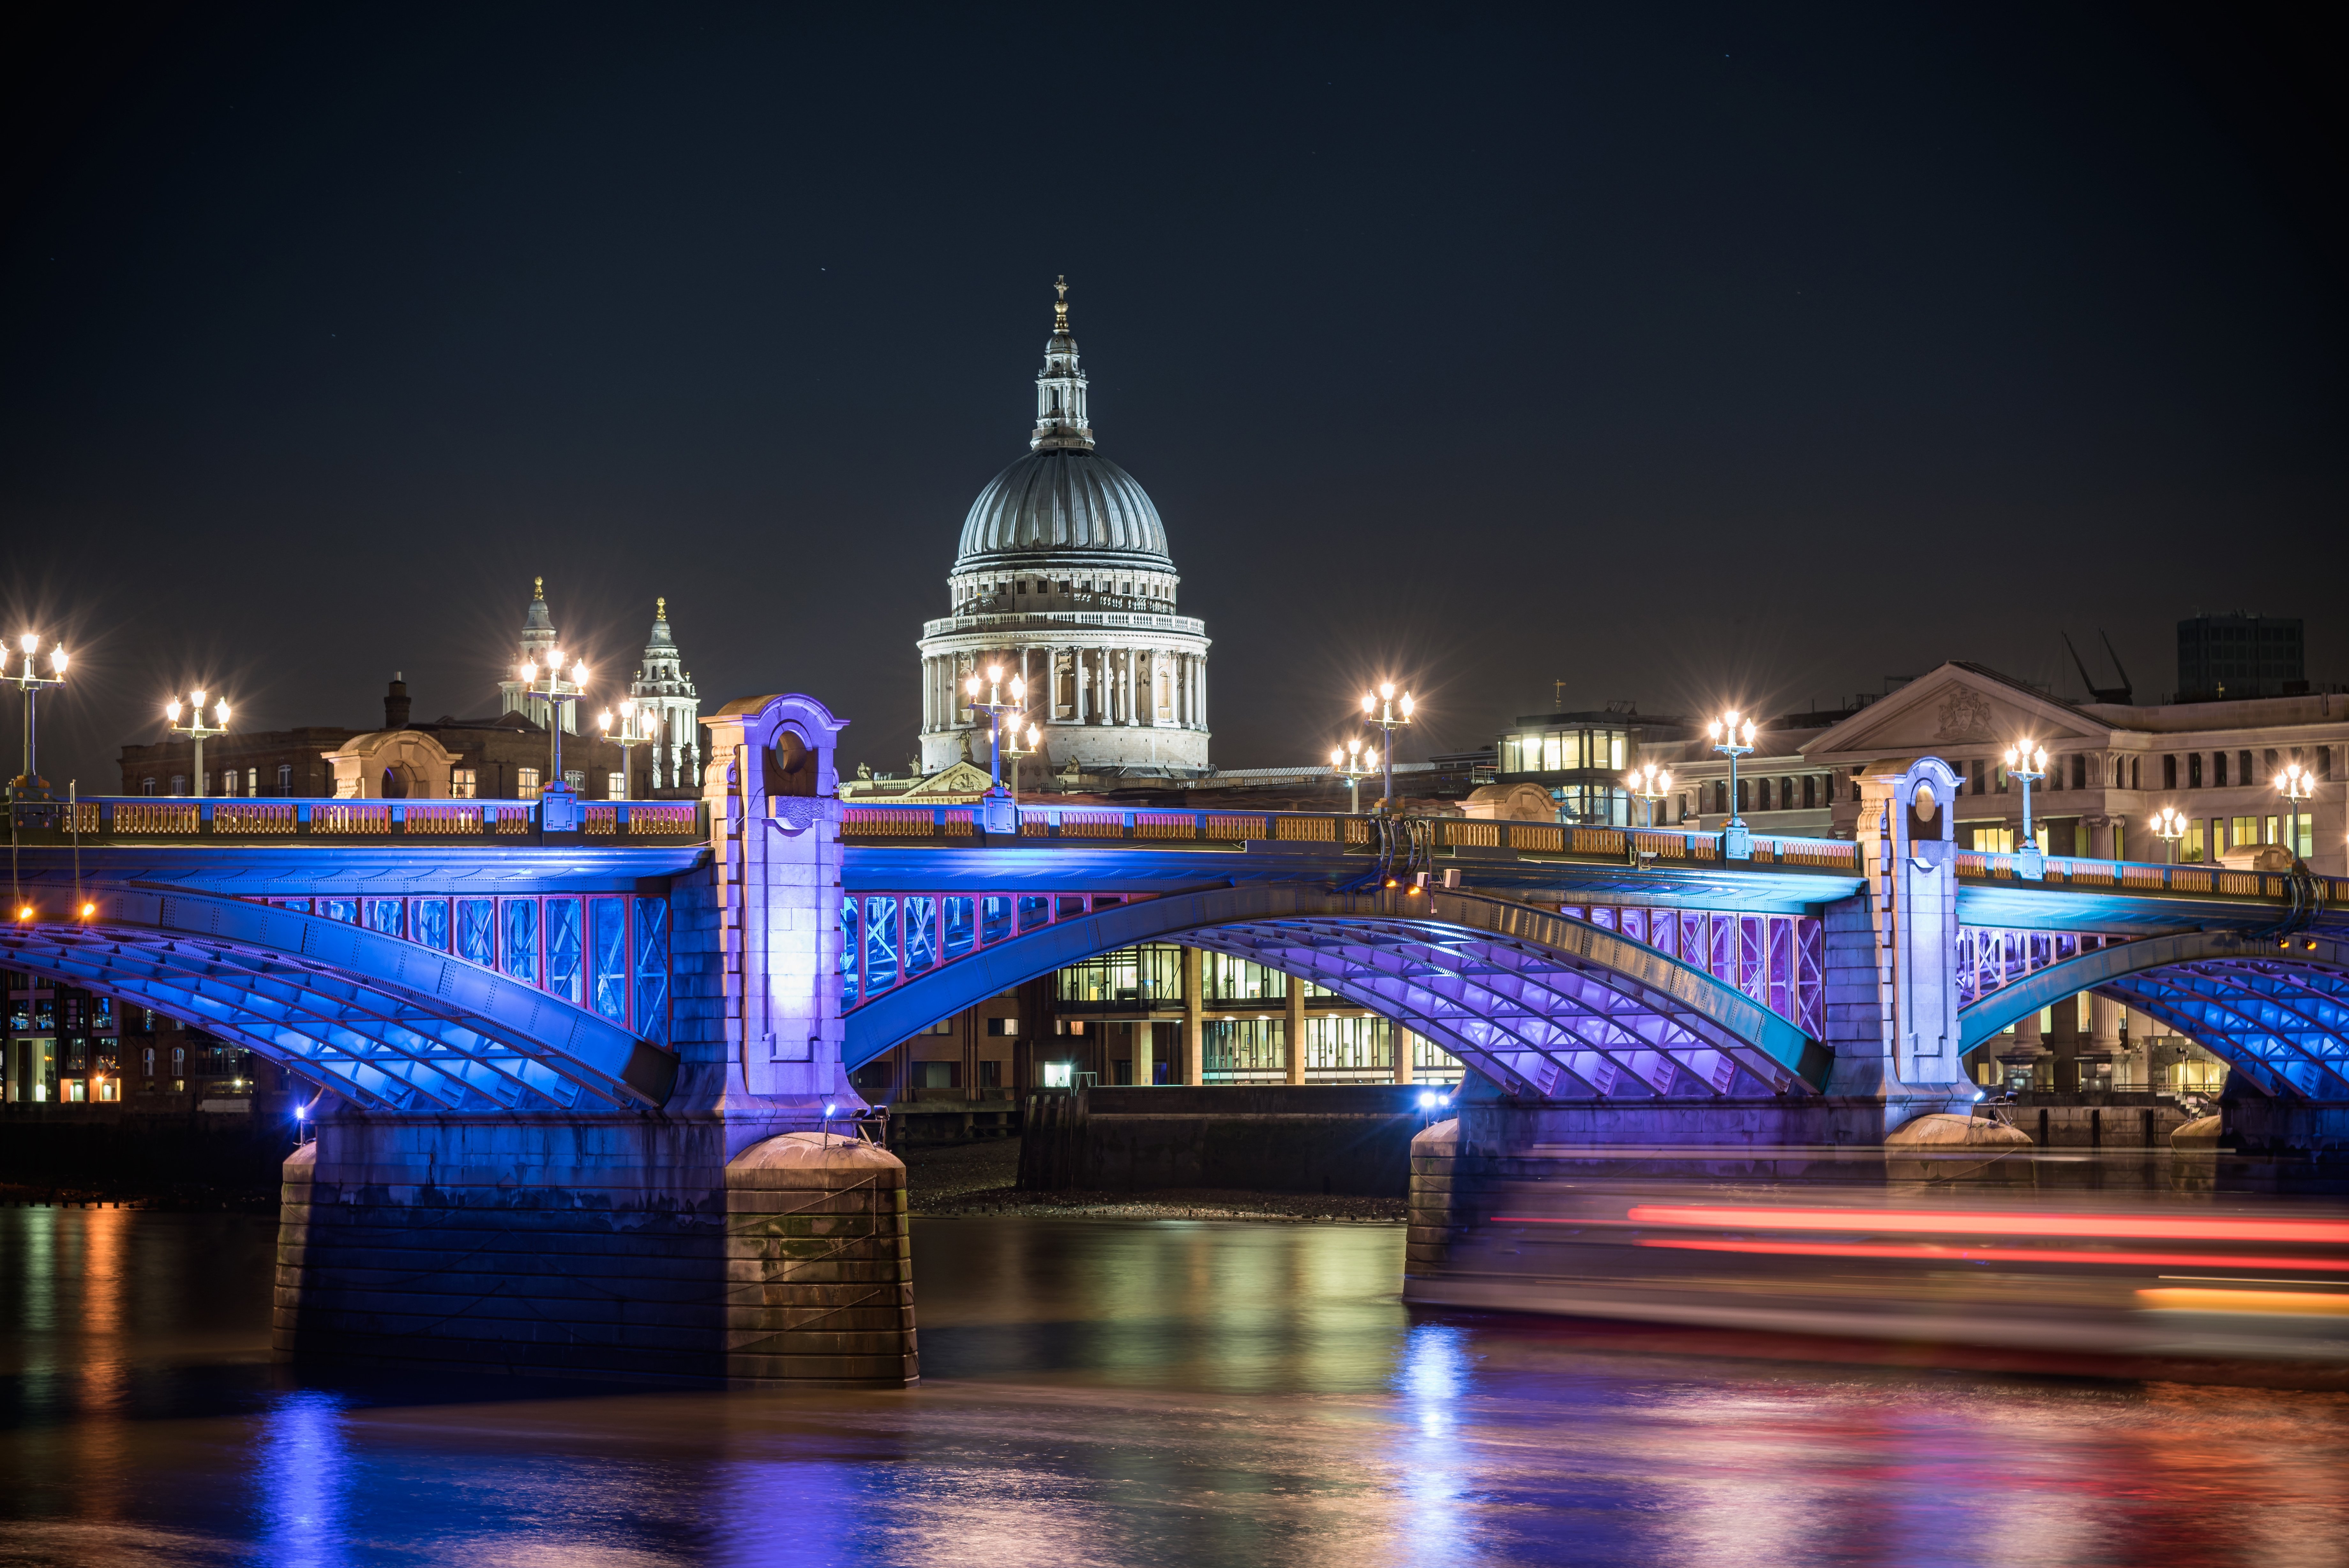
[916,281,1212,779]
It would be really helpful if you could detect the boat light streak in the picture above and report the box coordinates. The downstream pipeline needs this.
[1619,1205,2349,1245]
[1632,1237,2349,1271]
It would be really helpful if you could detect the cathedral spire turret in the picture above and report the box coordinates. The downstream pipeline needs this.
[1031,275,1093,452]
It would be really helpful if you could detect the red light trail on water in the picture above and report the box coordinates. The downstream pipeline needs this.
[1617,1206,2349,1245]
[1627,1237,2349,1271]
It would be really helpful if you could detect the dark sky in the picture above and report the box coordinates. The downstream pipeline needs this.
[3,4,2343,786]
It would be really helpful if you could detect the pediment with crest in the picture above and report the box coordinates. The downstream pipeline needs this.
[903,761,997,797]
[1805,663,2109,763]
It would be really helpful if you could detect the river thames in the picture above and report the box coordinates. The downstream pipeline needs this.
[5,1206,2348,1567]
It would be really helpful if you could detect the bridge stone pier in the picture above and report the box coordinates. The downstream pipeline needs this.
[271,693,916,1387]
[1438,758,1978,1152]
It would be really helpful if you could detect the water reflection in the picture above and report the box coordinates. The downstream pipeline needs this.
[3,1209,2348,1566]
[255,1391,350,1568]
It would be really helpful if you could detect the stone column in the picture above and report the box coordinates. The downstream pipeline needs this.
[1394,1024,1416,1085]
[1183,946,1205,1085]
[1075,649,1089,725]
[2014,1008,2045,1087]
[1286,978,1306,1086]
[1134,1019,1155,1087]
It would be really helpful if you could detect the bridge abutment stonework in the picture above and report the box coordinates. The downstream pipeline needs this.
[274,694,918,1385]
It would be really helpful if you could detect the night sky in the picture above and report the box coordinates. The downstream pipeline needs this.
[3,4,2343,788]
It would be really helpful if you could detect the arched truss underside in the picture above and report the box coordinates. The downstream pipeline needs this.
[1955,930,2349,1100]
[0,888,678,1113]
[844,886,1830,1099]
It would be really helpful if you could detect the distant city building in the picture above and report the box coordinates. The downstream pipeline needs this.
[916,281,1212,780]
[629,597,701,792]
[2176,612,2305,702]
[121,676,635,801]
[1632,660,2346,878]
[1495,706,1677,826]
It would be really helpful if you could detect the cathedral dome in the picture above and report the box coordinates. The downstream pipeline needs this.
[953,448,1172,571]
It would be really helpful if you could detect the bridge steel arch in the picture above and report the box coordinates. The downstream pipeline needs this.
[0,888,678,1112]
[1955,930,2349,1099]
[844,886,1830,1099]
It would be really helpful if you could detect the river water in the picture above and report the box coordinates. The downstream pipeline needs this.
[5,1207,2348,1567]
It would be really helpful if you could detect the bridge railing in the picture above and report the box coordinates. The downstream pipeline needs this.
[838,802,2345,906]
[5,796,707,844]
[837,803,1866,868]
[1954,849,2343,904]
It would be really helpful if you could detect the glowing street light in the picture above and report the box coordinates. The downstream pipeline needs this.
[597,699,651,799]
[2150,804,2190,866]
[1329,736,1377,814]
[1359,683,1414,812]
[2003,739,2049,879]
[1002,713,1042,804]
[6,632,70,801]
[964,664,1025,831]
[518,650,591,816]
[1625,761,1673,830]
[1706,710,1757,859]
[2275,761,2315,867]
[164,691,232,798]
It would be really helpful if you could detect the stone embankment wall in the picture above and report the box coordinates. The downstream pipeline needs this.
[0,1104,292,1196]
[1018,1085,1435,1196]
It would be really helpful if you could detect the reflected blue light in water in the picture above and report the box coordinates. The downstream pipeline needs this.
[257,1390,352,1568]
[1394,1323,1473,1563]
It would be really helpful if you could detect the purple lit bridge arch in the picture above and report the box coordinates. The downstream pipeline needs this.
[1957,929,2349,1099]
[0,888,679,1112]
[841,886,1832,1099]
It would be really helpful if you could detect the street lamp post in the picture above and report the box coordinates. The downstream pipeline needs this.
[1706,710,1757,860]
[598,700,649,799]
[1625,762,1673,830]
[519,651,590,829]
[1002,715,1041,804]
[6,634,69,801]
[1359,683,1415,812]
[2150,805,2188,866]
[964,665,1024,833]
[2275,762,2315,867]
[164,692,231,798]
[1329,737,1376,814]
[2003,740,2048,879]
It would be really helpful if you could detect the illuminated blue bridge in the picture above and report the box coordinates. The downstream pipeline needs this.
[3,702,2344,1382]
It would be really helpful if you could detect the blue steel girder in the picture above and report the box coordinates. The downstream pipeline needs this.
[56,936,601,1112]
[0,888,678,1112]
[1954,929,2349,1100]
[17,935,514,1111]
[1196,920,1765,1099]
[843,886,1828,1098]
[2100,965,2349,1100]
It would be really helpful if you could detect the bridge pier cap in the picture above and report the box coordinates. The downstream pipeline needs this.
[694,693,859,1127]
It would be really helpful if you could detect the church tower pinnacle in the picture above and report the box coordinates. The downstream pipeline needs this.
[1031,275,1093,452]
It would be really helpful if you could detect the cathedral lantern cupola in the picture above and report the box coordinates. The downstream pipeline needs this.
[1032,276,1092,452]
[916,280,1212,781]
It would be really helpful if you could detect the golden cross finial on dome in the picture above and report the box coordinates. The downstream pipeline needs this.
[533,575,544,600]
[1053,275,1069,331]
[656,595,667,620]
